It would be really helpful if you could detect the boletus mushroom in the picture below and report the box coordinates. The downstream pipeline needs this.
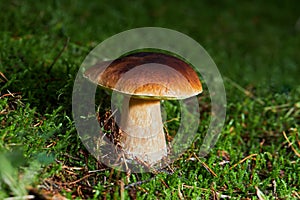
[84,52,202,165]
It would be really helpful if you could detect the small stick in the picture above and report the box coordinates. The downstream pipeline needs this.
[224,77,264,105]
[103,109,118,127]
[4,195,35,200]
[296,133,300,149]
[164,117,180,124]
[65,174,92,185]
[178,184,184,200]
[160,178,169,188]
[230,154,257,170]
[264,103,290,111]
[182,184,232,199]
[47,37,70,74]
[124,176,155,189]
[88,168,108,173]
[282,131,300,158]
[62,166,85,171]
[272,179,277,198]
[0,92,22,98]
[292,190,300,198]
[193,153,218,177]
[77,185,83,199]
[119,180,125,200]
[255,186,266,200]
[0,72,8,82]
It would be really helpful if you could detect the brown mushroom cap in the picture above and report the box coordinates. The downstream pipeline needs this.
[84,52,202,100]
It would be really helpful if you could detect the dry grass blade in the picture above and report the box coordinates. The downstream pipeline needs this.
[282,131,300,158]
[272,179,277,198]
[193,153,218,177]
[0,92,22,99]
[178,184,184,200]
[4,195,35,200]
[230,154,257,170]
[164,117,180,124]
[160,178,169,188]
[64,174,93,186]
[124,177,155,189]
[47,37,70,74]
[255,186,266,200]
[182,184,232,199]
[119,180,125,200]
[264,103,290,112]
[0,71,8,82]
[292,190,300,198]
[297,133,300,149]
[224,77,264,105]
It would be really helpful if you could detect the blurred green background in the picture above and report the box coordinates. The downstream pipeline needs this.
[1,0,299,88]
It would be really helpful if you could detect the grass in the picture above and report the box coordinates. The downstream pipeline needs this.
[0,0,300,199]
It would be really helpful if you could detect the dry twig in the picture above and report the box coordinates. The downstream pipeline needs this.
[224,77,264,105]
[255,186,266,200]
[282,131,300,158]
[64,174,93,186]
[193,153,218,177]
[230,154,257,170]
[0,71,8,82]
[47,37,70,73]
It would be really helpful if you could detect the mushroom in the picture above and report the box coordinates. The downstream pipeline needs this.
[84,52,202,164]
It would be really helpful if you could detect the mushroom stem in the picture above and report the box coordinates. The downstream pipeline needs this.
[120,97,167,164]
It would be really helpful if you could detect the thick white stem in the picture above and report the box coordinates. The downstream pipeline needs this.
[120,97,167,164]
